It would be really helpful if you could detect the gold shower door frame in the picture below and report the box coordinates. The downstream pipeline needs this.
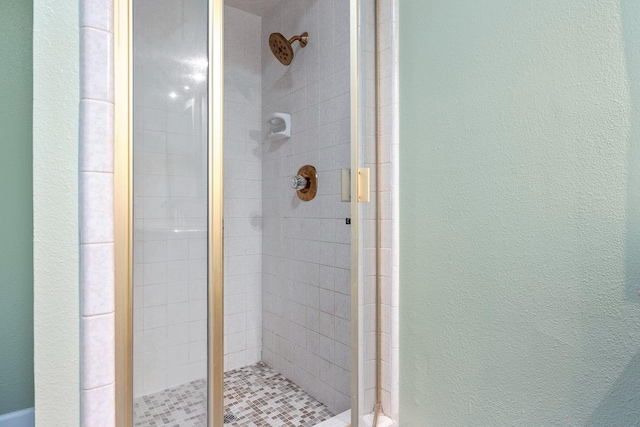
[114,1,361,426]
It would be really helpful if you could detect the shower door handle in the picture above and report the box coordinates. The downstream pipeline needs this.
[357,168,370,203]
[341,168,371,203]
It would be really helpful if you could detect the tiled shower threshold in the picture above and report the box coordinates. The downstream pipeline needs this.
[133,362,336,426]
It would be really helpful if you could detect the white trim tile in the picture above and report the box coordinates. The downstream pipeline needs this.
[80,27,114,102]
[80,100,114,173]
[80,172,114,244]
[81,0,113,32]
[81,242,115,316]
[82,383,115,427]
[81,313,115,390]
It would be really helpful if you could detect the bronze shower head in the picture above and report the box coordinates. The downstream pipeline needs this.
[269,32,308,66]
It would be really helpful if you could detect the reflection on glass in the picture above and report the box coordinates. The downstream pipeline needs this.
[130,0,359,424]
[221,1,352,426]
[131,0,209,424]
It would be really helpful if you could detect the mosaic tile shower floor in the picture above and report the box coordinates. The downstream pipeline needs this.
[133,362,335,426]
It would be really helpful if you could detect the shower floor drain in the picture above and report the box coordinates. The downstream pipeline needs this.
[223,412,237,424]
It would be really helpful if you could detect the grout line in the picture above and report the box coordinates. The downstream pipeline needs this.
[80,25,113,35]
[81,312,115,320]
[80,241,114,247]
[79,170,115,175]
[80,97,115,105]
[82,380,115,392]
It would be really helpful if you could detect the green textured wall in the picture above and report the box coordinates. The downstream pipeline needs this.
[0,0,34,416]
[400,0,640,425]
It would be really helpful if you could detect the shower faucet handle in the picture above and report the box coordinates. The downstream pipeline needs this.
[291,175,309,191]
[292,165,317,201]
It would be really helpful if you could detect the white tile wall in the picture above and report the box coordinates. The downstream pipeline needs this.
[386,0,400,421]
[377,0,399,421]
[261,0,353,415]
[223,5,263,372]
[358,0,399,422]
[360,0,377,415]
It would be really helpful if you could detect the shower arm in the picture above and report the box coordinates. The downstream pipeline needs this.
[288,32,309,47]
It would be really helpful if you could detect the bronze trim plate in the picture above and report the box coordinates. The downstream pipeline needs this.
[296,164,317,201]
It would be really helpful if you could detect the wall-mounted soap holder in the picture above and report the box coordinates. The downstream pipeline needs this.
[291,165,317,201]
[266,112,291,141]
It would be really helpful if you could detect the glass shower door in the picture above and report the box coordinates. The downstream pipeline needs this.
[131,0,210,425]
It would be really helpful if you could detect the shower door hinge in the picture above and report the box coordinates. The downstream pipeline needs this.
[341,169,351,202]
[357,168,371,203]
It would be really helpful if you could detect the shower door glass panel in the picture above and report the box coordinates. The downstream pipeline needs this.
[131,0,209,424]
[222,0,353,424]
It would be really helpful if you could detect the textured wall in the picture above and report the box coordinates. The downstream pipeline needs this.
[33,0,80,424]
[0,0,34,416]
[400,0,640,425]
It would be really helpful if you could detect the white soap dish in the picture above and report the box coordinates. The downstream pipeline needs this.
[266,112,291,140]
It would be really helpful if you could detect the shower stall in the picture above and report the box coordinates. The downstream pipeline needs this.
[117,0,381,425]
